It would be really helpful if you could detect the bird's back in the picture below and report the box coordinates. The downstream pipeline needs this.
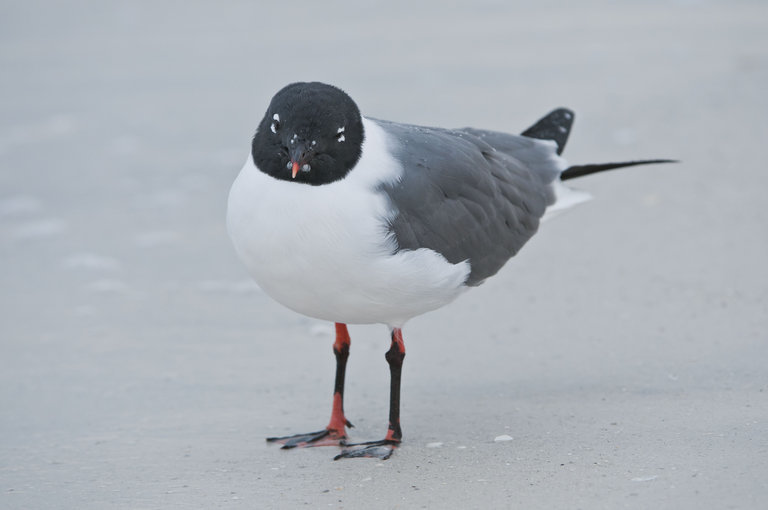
[374,118,567,286]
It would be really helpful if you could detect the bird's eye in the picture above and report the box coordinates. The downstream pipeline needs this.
[270,113,281,134]
[336,126,345,143]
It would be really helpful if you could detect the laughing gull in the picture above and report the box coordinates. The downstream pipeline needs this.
[226,82,672,460]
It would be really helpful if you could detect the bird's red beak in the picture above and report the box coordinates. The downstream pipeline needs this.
[291,161,300,179]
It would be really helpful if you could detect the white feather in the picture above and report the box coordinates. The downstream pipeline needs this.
[542,180,592,222]
[227,118,469,328]
[510,137,591,222]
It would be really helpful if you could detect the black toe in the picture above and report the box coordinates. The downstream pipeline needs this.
[334,439,399,460]
[267,429,341,449]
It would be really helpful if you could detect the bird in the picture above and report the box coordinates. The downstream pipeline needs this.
[226,81,672,460]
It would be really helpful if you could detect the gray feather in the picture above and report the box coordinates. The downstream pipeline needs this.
[374,119,562,286]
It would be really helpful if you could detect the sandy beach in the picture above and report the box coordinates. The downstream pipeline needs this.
[2,1,767,508]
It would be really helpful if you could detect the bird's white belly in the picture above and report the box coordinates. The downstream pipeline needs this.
[226,152,470,327]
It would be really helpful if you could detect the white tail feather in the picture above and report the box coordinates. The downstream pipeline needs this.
[542,180,591,222]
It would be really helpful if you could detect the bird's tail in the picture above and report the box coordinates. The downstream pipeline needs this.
[521,108,574,155]
[561,159,677,180]
[523,108,677,220]
[521,108,677,178]
[542,159,677,222]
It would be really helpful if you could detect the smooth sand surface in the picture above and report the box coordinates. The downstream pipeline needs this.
[2,1,767,508]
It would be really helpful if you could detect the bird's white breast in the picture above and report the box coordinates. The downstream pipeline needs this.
[226,118,470,327]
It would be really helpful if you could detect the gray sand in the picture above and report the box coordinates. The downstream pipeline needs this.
[2,1,767,508]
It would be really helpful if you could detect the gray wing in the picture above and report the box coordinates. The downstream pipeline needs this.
[374,119,563,286]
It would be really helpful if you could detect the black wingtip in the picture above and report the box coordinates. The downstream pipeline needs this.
[561,159,678,181]
[521,108,575,155]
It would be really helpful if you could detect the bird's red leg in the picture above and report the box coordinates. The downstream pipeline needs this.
[266,323,353,449]
[326,323,354,435]
[384,327,405,442]
[335,327,405,460]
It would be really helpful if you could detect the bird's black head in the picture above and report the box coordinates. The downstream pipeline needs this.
[251,82,365,186]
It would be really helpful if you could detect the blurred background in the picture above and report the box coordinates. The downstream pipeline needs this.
[1,1,766,508]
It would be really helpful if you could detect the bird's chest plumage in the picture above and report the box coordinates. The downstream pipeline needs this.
[227,158,389,313]
[226,121,470,327]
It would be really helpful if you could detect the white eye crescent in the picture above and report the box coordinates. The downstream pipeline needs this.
[336,126,345,143]
[270,113,280,134]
